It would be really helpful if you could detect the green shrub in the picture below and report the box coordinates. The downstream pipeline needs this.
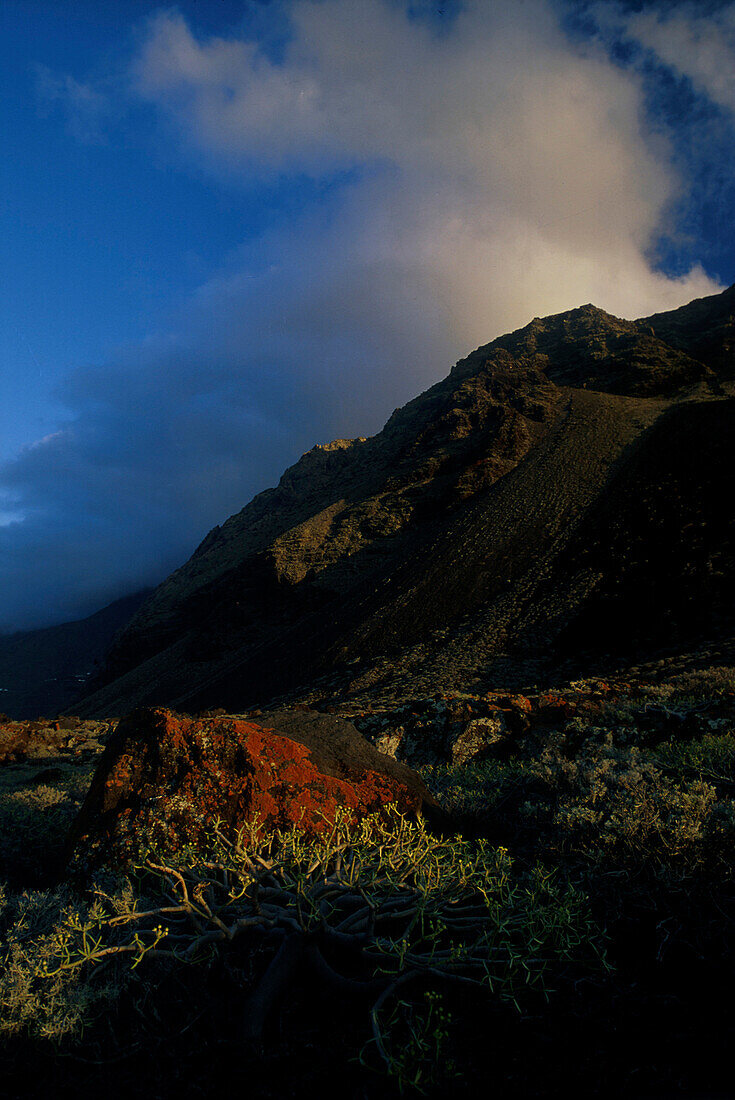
[667,666,735,699]
[655,733,735,786]
[530,732,721,864]
[420,758,528,821]
[424,724,735,878]
[367,989,458,1094]
[0,807,608,1078]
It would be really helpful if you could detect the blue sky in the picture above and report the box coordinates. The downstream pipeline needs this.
[1,0,734,630]
[1,1,278,463]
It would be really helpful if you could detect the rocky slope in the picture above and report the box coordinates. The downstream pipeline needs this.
[75,285,735,717]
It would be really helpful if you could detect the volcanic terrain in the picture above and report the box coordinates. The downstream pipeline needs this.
[75,283,735,717]
[2,284,735,1099]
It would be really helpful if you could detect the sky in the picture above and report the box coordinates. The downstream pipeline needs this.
[1,0,735,632]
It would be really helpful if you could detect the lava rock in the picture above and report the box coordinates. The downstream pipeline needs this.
[66,707,449,869]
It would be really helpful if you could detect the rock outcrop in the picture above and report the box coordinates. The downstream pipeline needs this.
[66,708,446,867]
[0,715,111,765]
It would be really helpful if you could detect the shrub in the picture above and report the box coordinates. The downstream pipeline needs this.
[420,758,529,822]
[655,733,735,787]
[0,771,91,883]
[424,723,735,878]
[0,881,134,1041]
[528,730,729,870]
[667,666,735,699]
[0,807,608,1088]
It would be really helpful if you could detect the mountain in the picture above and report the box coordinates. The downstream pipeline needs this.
[0,590,152,718]
[75,285,735,717]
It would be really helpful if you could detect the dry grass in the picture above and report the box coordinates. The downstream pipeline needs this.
[0,763,92,883]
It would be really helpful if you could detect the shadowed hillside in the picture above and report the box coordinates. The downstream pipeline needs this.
[75,285,735,717]
[0,591,151,719]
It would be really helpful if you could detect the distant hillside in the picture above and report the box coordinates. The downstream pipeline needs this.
[0,590,151,718]
[76,285,735,717]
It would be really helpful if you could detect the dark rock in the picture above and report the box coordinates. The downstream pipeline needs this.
[31,767,65,783]
[533,693,578,724]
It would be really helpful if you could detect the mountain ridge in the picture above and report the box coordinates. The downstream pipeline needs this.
[74,283,735,716]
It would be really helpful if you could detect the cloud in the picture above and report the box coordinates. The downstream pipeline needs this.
[619,3,735,115]
[131,0,720,323]
[34,65,113,144]
[0,0,724,631]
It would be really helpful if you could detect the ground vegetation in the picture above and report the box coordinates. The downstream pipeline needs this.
[0,670,733,1097]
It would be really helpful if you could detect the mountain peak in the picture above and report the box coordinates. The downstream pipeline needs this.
[452,296,713,396]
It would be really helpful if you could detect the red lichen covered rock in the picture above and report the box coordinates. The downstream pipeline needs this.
[484,692,533,716]
[533,692,578,723]
[66,707,447,868]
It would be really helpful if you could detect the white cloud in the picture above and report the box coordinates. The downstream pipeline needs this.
[131,0,719,340]
[621,3,735,115]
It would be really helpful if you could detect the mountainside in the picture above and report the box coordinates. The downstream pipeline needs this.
[0,590,152,719]
[76,285,735,717]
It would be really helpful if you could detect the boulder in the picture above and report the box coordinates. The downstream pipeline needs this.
[361,693,528,767]
[373,719,447,767]
[66,707,448,868]
[450,716,510,767]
